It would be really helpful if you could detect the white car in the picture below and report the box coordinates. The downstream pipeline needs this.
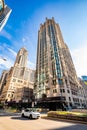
[21,108,40,119]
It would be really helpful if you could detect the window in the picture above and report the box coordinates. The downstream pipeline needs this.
[52,79,56,85]
[63,97,66,100]
[12,79,16,82]
[67,90,70,93]
[20,68,24,76]
[58,79,63,85]
[17,80,22,83]
[63,89,65,92]
[69,97,71,101]
[8,94,10,97]
[60,89,65,93]
[53,89,57,93]
[18,56,21,64]
[13,67,19,77]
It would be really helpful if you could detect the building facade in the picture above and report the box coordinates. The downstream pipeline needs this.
[0,70,8,96]
[78,78,87,108]
[0,0,12,31]
[0,0,4,16]
[34,18,84,109]
[0,48,35,103]
[14,68,35,103]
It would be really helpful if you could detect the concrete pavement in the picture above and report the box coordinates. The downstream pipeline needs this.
[0,115,87,130]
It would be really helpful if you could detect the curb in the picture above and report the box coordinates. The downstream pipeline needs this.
[41,116,87,125]
[0,112,20,116]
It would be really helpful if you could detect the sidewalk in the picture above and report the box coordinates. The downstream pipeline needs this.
[0,109,20,116]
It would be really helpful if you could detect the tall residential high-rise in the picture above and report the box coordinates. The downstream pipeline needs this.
[0,48,35,103]
[0,0,12,31]
[78,78,87,108]
[34,18,85,109]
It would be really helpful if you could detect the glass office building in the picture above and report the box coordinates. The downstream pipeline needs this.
[0,3,12,31]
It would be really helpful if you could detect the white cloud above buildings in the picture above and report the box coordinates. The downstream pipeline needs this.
[28,60,36,70]
[71,43,87,77]
[0,29,12,40]
[7,47,17,57]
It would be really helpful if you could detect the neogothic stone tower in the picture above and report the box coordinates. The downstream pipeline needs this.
[0,48,35,103]
[14,47,28,68]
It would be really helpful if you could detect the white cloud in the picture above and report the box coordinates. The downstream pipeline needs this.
[22,38,26,42]
[0,47,15,70]
[0,45,4,50]
[71,44,87,77]
[7,47,17,57]
[0,58,14,69]
[0,29,12,40]
[28,60,36,70]
[0,65,5,69]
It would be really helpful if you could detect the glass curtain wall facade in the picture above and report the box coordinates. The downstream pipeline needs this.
[0,4,12,31]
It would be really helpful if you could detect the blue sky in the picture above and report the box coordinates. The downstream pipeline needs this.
[0,0,87,77]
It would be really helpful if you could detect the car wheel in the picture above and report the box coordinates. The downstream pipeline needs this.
[29,114,32,119]
[21,113,24,117]
[36,116,39,119]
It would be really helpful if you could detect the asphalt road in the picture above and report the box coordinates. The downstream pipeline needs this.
[0,114,87,130]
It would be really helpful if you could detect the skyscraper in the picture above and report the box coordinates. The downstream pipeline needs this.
[0,1,12,31]
[0,0,4,16]
[14,47,28,67]
[0,48,35,103]
[0,70,8,95]
[34,18,81,110]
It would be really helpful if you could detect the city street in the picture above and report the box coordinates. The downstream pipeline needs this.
[0,114,87,130]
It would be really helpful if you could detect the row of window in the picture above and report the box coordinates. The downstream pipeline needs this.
[12,79,23,83]
[71,91,77,96]
[60,89,70,93]
[12,78,27,85]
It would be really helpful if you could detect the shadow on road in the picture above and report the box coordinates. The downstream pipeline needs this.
[46,124,87,130]
[11,116,29,120]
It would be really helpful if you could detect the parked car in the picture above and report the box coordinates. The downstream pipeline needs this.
[21,108,40,119]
